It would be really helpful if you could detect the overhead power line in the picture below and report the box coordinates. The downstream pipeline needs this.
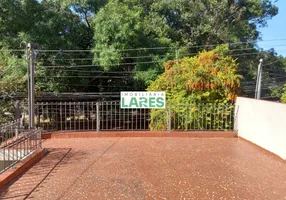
[39,52,279,69]
[2,38,286,53]
[37,75,128,78]
[36,40,286,52]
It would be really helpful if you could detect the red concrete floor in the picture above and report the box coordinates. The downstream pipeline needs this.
[0,138,286,200]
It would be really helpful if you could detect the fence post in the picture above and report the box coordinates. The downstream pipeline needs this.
[27,43,39,130]
[234,104,239,132]
[60,102,63,131]
[96,102,100,133]
[15,100,20,137]
[36,103,41,129]
[39,129,42,148]
[255,59,263,99]
[168,103,171,133]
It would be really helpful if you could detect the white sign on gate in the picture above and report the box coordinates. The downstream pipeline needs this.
[120,91,166,109]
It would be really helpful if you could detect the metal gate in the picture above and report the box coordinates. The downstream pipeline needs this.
[35,101,150,131]
[35,101,235,132]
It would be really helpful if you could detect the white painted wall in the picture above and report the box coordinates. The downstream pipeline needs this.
[235,97,286,160]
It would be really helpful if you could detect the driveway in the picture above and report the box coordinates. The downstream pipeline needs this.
[0,137,286,199]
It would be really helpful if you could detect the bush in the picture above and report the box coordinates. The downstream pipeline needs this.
[147,45,241,130]
[281,84,286,103]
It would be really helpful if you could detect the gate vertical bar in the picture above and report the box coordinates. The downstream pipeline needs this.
[15,100,20,137]
[69,102,71,130]
[83,102,85,130]
[27,43,39,130]
[65,102,67,130]
[168,103,171,132]
[114,102,116,129]
[74,102,76,130]
[92,102,94,130]
[60,102,63,131]
[96,102,100,133]
[87,102,90,130]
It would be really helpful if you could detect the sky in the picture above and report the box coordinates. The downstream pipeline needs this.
[258,0,286,57]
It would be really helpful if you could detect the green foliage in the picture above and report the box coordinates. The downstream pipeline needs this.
[0,0,284,125]
[0,100,16,124]
[281,84,286,103]
[92,0,278,90]
[0,0,39,48]
[0,0,109,95]
[93,0,175,87]
[0,0,281,95]
[0,49,27,94]
[0,49,27,123]
[21,1,94,50]
[0,0,103,49]
[238,49,286,98]
[148,45,241,103]
[147,45,240,130]
[149,103,234,131]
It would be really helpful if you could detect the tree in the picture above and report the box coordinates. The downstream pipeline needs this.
[92,0,278,90]
[0,49,27,94]
[0,0,108,94]
[147,45,241,130]
[0,0,108,122]
[0,0,107,50]
[93,0,176,88]
[234,48,286,99]
[148,45,241,103]
[0,0,44,49]
[0,48,27,123]
[0,0,282,100]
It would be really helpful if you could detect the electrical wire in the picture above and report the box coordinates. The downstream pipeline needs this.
[37,75,128,78]
[2,38,286,53]
[38,46,262,61]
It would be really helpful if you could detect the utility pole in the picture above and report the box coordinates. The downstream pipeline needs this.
[27,43,39,130]
[255,59,263,99]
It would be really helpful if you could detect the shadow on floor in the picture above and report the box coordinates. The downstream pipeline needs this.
[0,148,80,199]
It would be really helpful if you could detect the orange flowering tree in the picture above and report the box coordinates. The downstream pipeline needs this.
[147,45,242,130]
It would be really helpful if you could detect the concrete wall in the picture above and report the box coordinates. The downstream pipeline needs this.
[235,97,286,160]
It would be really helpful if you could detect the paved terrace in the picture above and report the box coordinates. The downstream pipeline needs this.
[0,137,286,199]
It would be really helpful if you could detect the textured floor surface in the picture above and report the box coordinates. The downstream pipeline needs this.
[0,137,286,200]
